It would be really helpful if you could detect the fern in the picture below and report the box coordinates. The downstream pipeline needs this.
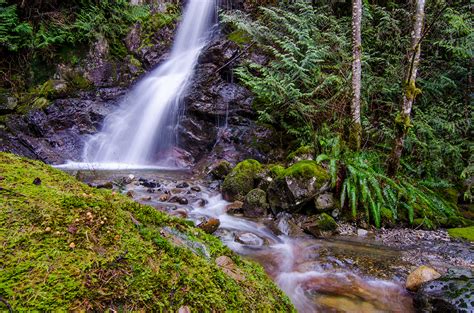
[222,4,351,143]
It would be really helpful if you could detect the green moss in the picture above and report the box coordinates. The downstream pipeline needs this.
[222,159,264,201]
[245,188,267,205]
[228,30,252,45]
[67,73,92,90]
[210,160,232,179]
[394,112,413,134]
[447,226,474,242]
[287,145,314,161]
[279,160,329,181]
[405,79,422,100]
[129,55,142,68]
[139,6,179,48]
[269,164,285,178]
[0,153,294,311]
[317,213,338,231]
[349,122,362,151]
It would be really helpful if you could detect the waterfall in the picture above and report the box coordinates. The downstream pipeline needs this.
[82,0,216,168]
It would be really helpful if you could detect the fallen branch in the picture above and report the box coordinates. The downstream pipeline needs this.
[215,42,256,73]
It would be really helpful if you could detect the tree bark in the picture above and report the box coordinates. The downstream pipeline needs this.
[387,0,425,176]
[350,0,362,151]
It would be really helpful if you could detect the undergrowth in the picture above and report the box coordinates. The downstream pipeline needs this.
[315,129,459,228]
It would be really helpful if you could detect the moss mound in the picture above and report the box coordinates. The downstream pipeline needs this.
[0,153,294,311]
[317,213,338,231]
[448,226,474,242]
[287,145,315,161]
[222,159,263,201]
[279,160,330,181]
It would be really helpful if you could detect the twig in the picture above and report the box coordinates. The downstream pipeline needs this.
[109,250,129,267]
[0,297,13,313]
[215,42,256,73]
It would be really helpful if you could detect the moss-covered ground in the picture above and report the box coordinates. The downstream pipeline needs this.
[448,226,474,242]
[0,153,294,311]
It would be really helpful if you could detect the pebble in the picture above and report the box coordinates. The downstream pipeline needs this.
[191,186,201,192]
[176,182,189,188]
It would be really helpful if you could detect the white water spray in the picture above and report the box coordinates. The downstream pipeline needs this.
[82,0,216,167]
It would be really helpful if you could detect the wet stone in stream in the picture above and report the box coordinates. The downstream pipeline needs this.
[236,233,265,246]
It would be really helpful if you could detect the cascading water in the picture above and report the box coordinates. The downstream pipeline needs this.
[82,0,216,168]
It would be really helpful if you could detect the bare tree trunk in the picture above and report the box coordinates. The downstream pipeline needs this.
[350,0,362,151]
[387,0,425,176]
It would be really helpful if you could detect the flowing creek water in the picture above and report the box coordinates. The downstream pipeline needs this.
[68,168,417,313]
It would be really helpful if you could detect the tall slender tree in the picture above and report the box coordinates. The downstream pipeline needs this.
[387,0,426,176]
[350,0,362,150]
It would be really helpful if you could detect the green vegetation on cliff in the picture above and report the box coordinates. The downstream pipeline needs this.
[0,153,294,311]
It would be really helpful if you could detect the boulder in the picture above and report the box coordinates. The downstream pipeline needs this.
[242,188,268,217]
[225,201,244,215]
[406,265,441,291]
[267,161,330,214]
[414,268,474,312]
[272,212,306,237]
[198,218,220,234]
[221,159,263,201]
[236,233,264,246]
[315,192,335,211]
[287,145,315,165]
[209,160,232,179]
[302,213,338,238]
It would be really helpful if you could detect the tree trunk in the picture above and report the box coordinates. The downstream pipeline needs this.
[350,0,362,151]
[387,0,425,176]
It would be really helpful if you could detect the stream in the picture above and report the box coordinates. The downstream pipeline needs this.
[66,168,417,313]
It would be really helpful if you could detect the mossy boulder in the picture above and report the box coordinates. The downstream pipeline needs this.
[209,160,232,180]
[243,188,269,218]
[414,268,474,312]
[0,153,294,311]
[287,145,315,164]
[448,226,474,242]
[222,159,263,201]
[301,213,338,238]
[317,213,338,231]
[267,161,330,214]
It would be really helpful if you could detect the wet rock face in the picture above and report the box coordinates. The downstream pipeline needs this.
[0,90,124,163]
[178,35,282,165]
[414,268,474,313]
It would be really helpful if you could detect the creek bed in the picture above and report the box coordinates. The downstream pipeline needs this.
[63,167,472,312]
